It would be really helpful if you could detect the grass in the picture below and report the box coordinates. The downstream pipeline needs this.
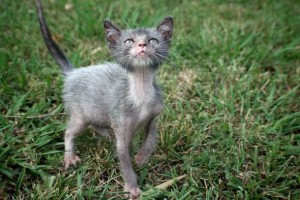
[1,0,300,199]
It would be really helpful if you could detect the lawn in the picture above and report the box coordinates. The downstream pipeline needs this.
[1,0,300,199]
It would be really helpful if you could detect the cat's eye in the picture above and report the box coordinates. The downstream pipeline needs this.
[124,39,134,45]
[149,38,158,45]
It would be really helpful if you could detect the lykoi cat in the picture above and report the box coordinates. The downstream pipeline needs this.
[35,0,173,198]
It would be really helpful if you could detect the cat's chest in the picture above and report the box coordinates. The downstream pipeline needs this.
[129,87,163,122]
[136,102,163,123]
[126,69,163,123]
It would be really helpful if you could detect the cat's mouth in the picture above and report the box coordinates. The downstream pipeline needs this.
[136,50,148,57]
[138,51,146,56]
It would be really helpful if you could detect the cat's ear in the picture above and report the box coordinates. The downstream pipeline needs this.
[157,16,173,40]
[104,19,121,44]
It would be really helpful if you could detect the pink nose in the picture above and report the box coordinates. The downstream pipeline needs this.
[138,40,147,47]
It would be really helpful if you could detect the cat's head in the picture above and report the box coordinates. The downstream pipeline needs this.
[104,16,173,71]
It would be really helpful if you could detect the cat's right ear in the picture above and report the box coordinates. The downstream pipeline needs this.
[104,19,121,44]
[157,16,173,41]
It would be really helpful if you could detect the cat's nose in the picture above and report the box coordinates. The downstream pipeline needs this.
[138,40,147,47]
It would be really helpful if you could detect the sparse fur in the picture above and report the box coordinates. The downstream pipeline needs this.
[35,0,173,198]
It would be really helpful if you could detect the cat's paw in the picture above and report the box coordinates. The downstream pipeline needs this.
[64,154,81,169]
[135,154,148,167]
[124,186,142,199]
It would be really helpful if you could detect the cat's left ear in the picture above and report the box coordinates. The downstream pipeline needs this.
[157,16,173,40]
[104,19,121,44]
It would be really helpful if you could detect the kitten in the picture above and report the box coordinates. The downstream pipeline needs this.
[35,0,173,198]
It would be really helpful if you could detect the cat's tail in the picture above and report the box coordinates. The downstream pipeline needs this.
[35,0,74,75]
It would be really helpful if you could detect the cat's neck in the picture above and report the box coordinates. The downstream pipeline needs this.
[127,68,156,106]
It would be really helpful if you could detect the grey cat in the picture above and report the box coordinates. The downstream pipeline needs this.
[35,0,173,198]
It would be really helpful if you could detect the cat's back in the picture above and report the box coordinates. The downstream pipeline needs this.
[62,62,125,124]
[63,62,125,100]
[65,62,124,86]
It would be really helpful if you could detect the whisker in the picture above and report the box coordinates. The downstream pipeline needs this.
[154,52,179,69]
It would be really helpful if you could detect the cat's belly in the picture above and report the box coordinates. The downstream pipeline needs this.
[83,106,111,127]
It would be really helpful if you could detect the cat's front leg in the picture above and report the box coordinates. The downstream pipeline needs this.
[135,119,157,166]
[114,128,141,199]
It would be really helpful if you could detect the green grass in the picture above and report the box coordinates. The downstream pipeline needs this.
[1,0,300,199]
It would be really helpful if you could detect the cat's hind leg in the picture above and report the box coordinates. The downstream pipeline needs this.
[64,114,85,169]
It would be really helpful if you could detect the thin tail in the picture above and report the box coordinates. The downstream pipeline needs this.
[35,0,74,75]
